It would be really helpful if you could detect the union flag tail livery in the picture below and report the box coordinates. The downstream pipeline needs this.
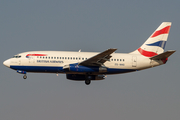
[130,22,171,57]
[3,22,175,85]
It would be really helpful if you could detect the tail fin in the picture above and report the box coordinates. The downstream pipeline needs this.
[130,22,172,57]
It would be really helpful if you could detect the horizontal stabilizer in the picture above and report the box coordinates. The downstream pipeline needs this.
[150,50,176,60]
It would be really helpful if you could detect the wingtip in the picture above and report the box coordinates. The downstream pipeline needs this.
[167,50,176,53]
[109,48,117,50]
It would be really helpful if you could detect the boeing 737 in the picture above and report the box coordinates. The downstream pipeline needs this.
[3,22,175,85]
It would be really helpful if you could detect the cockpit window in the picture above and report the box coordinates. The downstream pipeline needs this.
[13,55,21,58]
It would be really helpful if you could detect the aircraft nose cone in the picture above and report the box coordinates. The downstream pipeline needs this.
[3,59,10,68]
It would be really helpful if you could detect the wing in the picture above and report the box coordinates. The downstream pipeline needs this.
[79,48,117,66]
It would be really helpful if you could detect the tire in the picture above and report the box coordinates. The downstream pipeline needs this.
[23,75,27,79]
[85,79,91,85]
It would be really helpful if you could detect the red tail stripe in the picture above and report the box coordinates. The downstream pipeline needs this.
[151,26,171,38]
[138,48,158,57]
[26,54,47,56]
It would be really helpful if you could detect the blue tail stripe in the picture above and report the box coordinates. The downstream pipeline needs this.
[146,41,166,49]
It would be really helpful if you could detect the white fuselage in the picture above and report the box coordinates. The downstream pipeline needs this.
[4,51,163,75]
[2,22,174,85]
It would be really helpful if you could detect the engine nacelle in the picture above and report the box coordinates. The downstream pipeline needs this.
[95,75,106,80]
[66,74,106,81]
[17,70,26,74]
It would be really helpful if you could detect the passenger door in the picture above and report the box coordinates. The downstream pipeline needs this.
[29,56,35,64]
[132,56,137,67]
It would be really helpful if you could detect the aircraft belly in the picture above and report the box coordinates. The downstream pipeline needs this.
[10,65,136,74]
[10,65,64,73]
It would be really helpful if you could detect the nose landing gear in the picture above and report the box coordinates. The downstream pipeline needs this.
[23,74,27,79]
[16,70,27,79]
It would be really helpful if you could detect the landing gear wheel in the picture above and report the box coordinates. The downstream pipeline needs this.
[23,74,27,79]
[85,79,91,85]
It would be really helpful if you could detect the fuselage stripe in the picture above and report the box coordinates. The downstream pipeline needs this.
[26,54,47,56]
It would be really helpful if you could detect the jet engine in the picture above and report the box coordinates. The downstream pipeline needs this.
[66,74,106,80]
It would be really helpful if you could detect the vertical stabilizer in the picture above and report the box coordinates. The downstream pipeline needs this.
[130,22,171,57]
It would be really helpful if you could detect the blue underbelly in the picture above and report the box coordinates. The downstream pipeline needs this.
[10,65,136,74]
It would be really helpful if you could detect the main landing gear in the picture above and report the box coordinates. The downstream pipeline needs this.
[85,76,91,85]
[85,79,91,85]
[23,74,27,79]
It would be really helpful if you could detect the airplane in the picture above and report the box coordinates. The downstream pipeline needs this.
[3,22,176,85]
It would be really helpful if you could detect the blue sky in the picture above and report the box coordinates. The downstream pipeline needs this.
[0,0,180,120]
